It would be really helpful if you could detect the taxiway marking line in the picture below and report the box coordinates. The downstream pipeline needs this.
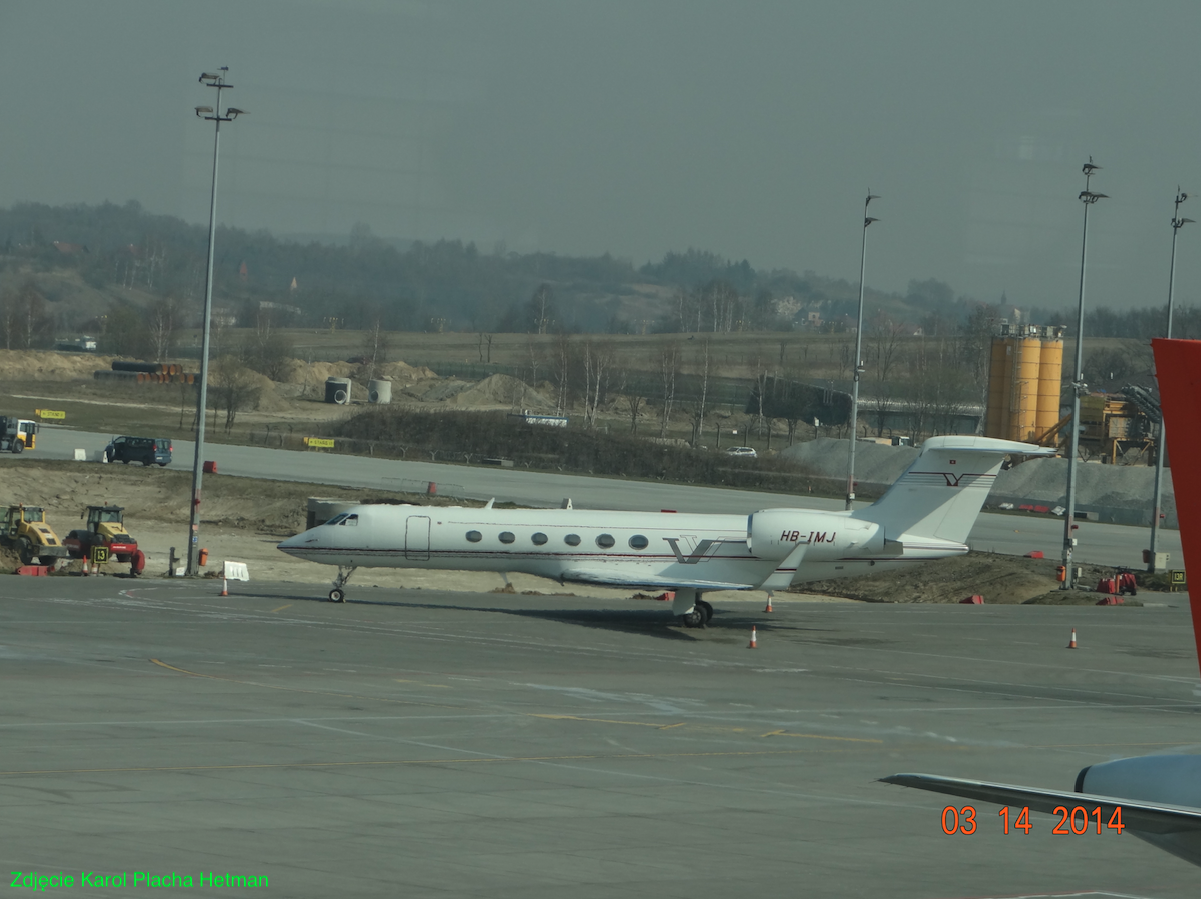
[530,714,879,742]
[270,604,292,613]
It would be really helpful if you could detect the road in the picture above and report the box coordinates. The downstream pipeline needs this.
[31,426,1182,571]
[3,577,1197,898]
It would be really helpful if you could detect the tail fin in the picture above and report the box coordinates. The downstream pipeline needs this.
[1150,339,1201,678]
[854,436,1051,544]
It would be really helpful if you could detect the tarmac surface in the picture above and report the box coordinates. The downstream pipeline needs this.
[3,576,1200,897]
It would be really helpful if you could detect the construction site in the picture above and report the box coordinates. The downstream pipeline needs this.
[984,322,1162,465]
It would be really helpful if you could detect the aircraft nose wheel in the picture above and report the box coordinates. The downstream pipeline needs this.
[329,588,345,603]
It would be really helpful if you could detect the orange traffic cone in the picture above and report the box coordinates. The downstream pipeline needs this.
[748,625,758,649]
[1067,627,1078,649]
[82,556,89,576]
[220,577,228,597]
[764,592,774,613]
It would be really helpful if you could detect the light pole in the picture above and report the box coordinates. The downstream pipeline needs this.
[845,191,879,510]
[1149,189,1192,570]
[186,68,246,576]
[1061,159,1106,588]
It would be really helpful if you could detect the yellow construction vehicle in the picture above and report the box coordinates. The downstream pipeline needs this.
[64,505,138,563]
[0,505,71,565]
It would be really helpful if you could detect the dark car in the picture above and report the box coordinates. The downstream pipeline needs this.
[105,436,172,467]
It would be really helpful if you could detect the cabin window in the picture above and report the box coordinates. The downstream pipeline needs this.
[499,531,515,544]
[596,534,615,548]
[628,535,649,550]
[531,532,548,545]
[564,534,581,546]
[466,530,482,543]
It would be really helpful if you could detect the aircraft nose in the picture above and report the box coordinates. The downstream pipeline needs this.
[277,532,310,556]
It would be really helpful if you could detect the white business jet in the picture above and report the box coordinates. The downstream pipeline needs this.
[278,435,1044,622]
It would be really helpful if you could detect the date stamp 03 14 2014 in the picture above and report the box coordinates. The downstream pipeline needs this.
[941,805,1126,836]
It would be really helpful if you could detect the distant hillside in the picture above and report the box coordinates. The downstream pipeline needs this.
[0,199,1017,342]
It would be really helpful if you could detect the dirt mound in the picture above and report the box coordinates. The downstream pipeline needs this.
[798,551,1060,603]
[413,378,471,402]
[279,358,437,387]
[446,374,553,410]
[0,350,120,381]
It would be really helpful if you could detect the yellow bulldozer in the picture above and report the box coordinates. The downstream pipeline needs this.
[0,504,71,565]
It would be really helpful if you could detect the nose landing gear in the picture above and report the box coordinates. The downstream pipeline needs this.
[329,565,356,602]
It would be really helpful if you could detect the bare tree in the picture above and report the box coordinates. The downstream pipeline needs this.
[211,355,262,433]
[689,338,711,445]
[867,314,905,436]
[361,317,390,382]
[580,339,614,429]
[530,284,556,335]
[147,297,179,363]
[657,339,681,437]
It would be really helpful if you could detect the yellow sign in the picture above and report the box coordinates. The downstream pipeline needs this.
[1171,570,1187,585]
[36,409,66,420]
[90,546,110,564]
[304,437,335,449]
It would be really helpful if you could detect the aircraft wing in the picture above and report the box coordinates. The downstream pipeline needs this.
[880,773,1201,834]
[560,568,754,591]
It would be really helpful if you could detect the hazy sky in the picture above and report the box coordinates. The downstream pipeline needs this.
[5,0,1201,311]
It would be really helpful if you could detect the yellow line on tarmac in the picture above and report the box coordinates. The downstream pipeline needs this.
[761,729,882,743]
[530,714,676,728]
[270,604,292,613]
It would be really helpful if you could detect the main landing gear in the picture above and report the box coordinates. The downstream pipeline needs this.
[671,588,713,628]
[329,565,356,602]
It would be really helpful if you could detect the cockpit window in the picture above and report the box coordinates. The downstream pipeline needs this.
[341,514,358,526]
[326,513,349,525]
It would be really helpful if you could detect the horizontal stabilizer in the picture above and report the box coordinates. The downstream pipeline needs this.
[880,773,1201,834]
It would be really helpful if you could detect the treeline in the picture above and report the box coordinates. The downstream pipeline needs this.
[1,200,999,339]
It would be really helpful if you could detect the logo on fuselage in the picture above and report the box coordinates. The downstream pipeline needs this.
[663,537,720,564]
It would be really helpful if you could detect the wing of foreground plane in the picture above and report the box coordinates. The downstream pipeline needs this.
[880,773,1201,835]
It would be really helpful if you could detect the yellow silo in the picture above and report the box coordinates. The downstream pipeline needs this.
[1015,334,1043,441]
[1035,329,1064,442]
[985,337,1013,439]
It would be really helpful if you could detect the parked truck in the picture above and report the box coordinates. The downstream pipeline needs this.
[0,416,37,452]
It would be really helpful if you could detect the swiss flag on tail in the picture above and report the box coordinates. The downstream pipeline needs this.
[1151,339,1201,677]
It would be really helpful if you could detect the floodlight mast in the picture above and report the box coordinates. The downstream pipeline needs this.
[1149,189,1192,569]
[1060,159,1107,588]
[845,191,879,510]
[185,68,247,576]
